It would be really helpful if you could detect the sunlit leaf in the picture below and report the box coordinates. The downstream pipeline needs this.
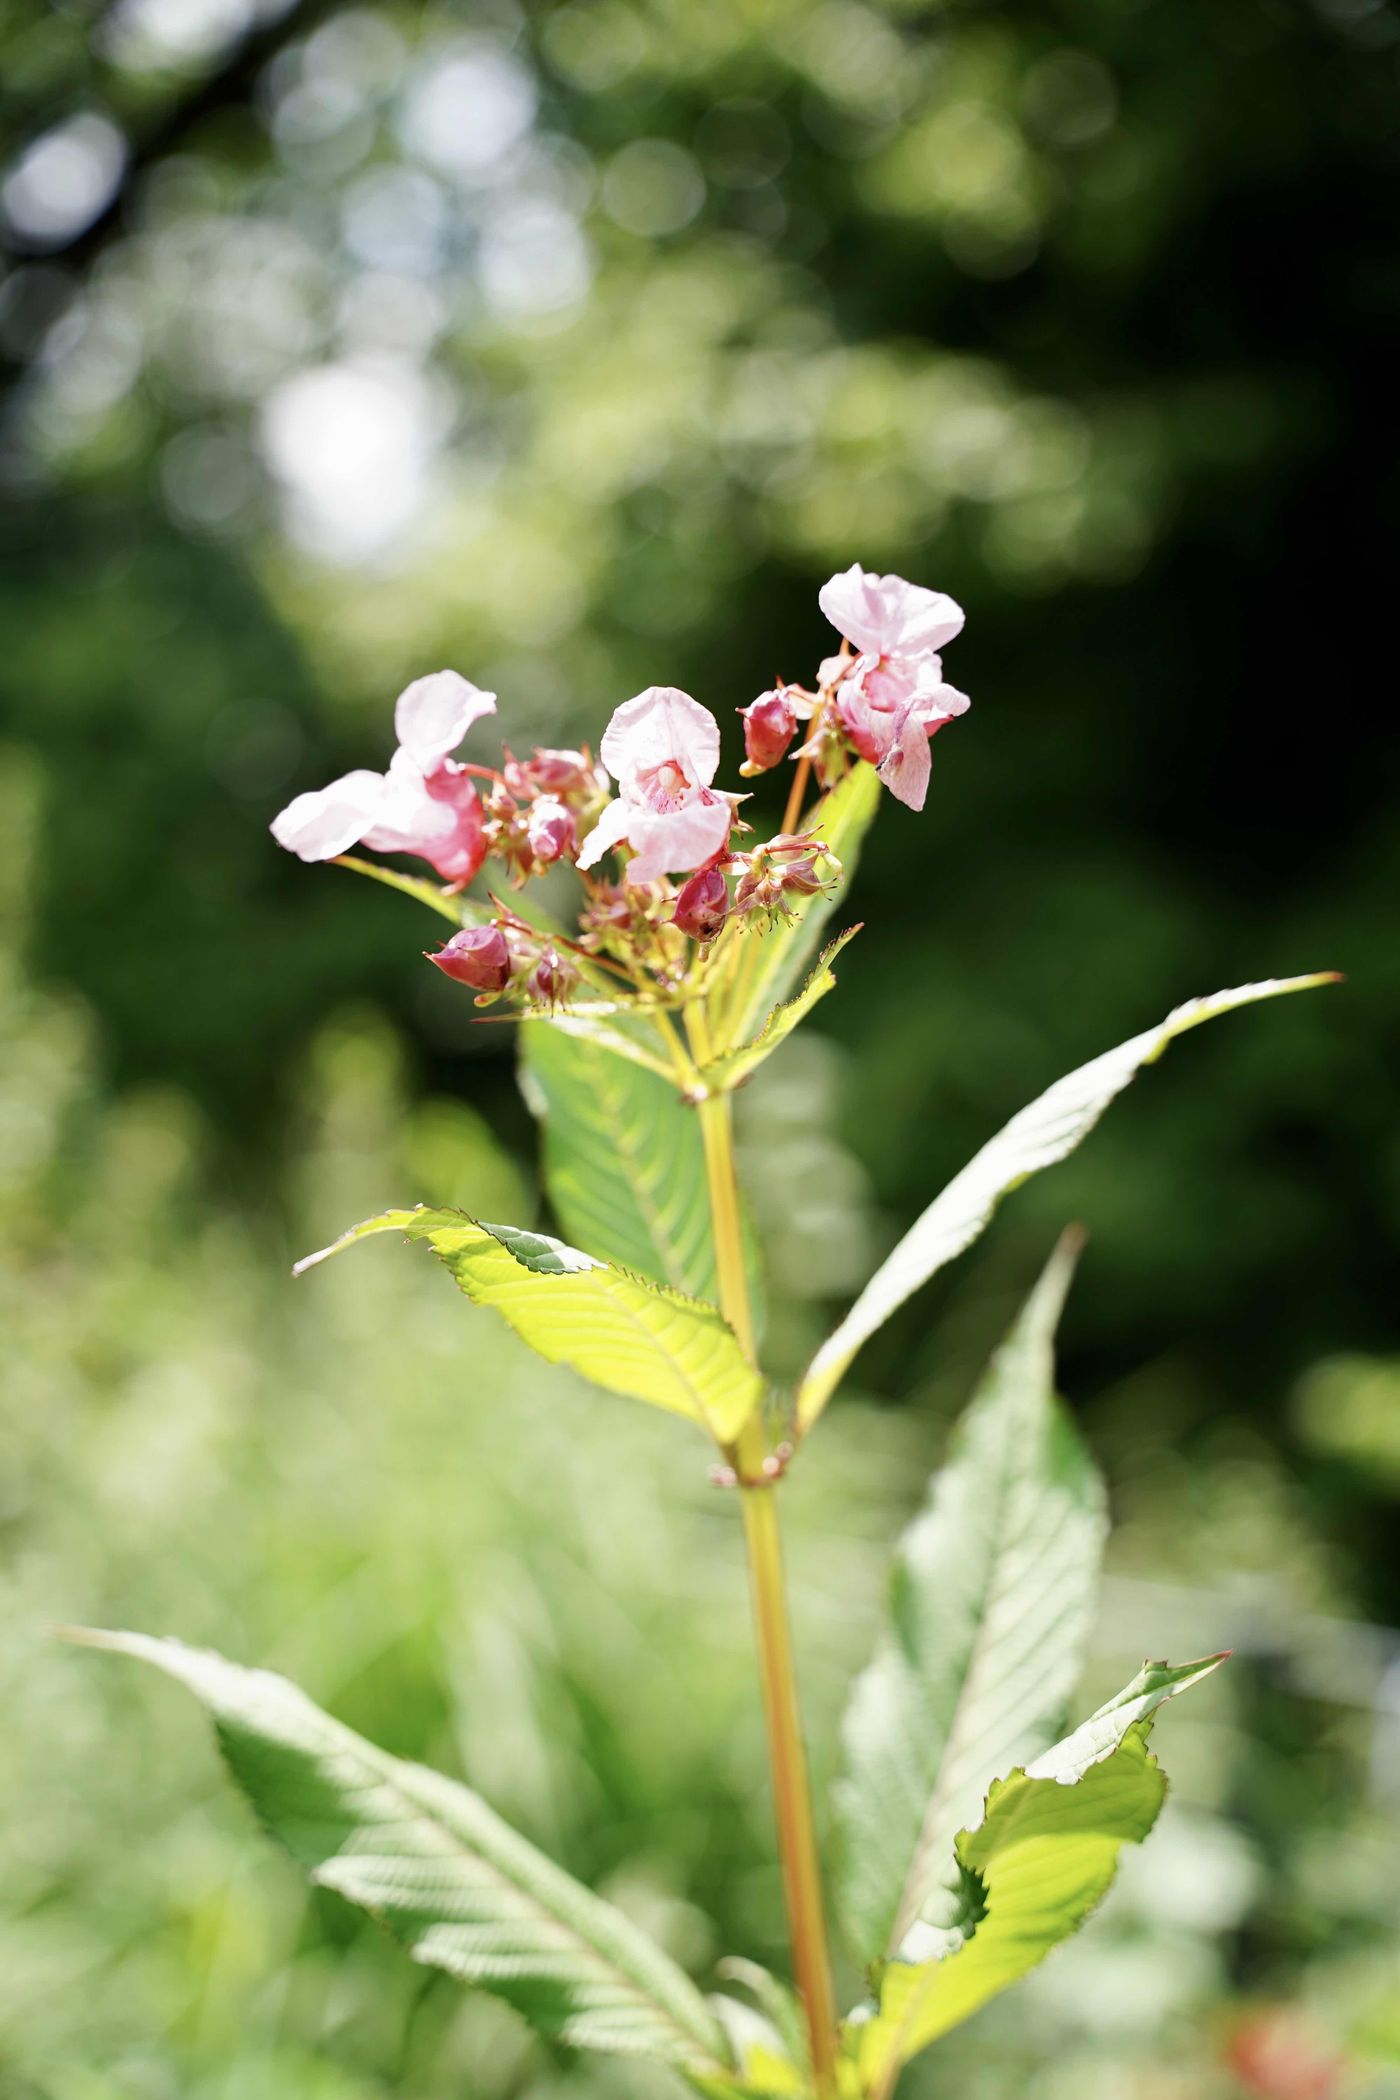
[836,1234,1106,1963]
[710,763,880,1057]
[701,927,862,1093]
[798,974,1340,1429]
[512,1006,681,1084]
[295,1208,763,1444]
[71,1632,734,2076]
[521,1024,763,1320]
[849,1657,1226,2093]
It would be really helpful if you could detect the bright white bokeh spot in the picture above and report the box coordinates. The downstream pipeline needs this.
[601,140,705,238]
[400,46,538,179]
[259,358,446,561]
[478,201,592,320]
[2,115,128,249]
[98,0,257,73]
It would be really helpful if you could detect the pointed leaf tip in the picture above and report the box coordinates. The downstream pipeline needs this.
[798,970,1342,1430]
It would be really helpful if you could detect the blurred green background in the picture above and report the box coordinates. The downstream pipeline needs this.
[1,2,1397,2095]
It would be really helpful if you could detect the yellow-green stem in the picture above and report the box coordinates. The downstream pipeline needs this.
[693,1073,840,2098]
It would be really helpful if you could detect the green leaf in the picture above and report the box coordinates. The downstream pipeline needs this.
[512,1006,681,1084]
[71,1631,733,2076]
[520,1023,763,1318]
[701,927,862,1093]
[798,974,1340,1430]
[849,1657,1225,2094]
[710,763,880,1058]
[836,1234,1106,1964]
[295,1208,764,1445]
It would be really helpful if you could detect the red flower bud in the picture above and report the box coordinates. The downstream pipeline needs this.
[428,924,512,992]
[673,864,730,941]
[739,690,798,773]
[529,947,575,1007]
[526,794,577,865]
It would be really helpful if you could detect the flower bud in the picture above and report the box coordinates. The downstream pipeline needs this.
[529,947,575,1007]
[673,864,730,941]
[739,690,798,774]
[526,794,577,865]
[427,924,512,992]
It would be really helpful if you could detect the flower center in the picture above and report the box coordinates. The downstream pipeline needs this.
[638,755,693,809]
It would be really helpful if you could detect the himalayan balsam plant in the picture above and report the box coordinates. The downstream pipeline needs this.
[74,566,1338,2099]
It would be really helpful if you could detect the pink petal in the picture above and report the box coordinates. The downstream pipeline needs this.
[819,565,964,659]
[270,769,386,861]
[362,748,455,854]
[625,792,733,884]
[876,720,932,812]
[575,795,634,871]
[910,674,971,728]
[599,686,720,794]
[394,670,497,764]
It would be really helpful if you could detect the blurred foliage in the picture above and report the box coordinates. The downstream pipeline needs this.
[1,0,1397,2094]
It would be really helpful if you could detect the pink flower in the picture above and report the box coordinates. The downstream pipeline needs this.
[833,654,969,813]
[271,670,497,882]
[427,924,512,992]
[578,686,736,885]
[739,689,800,774]
[819,566,970,812]
[819,564,965,662]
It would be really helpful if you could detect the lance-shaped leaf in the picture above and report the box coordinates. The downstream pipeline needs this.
[836,1234,1106,1964]
[296,1209,763,1445]
[509,1006,681,1083]
[849,1657,1225,2095]
[798,974,1339,1430]
[700,927,862,1094]
[71,1631,733,2076]
[710,763,879,1058]
[520,1025,763,1318]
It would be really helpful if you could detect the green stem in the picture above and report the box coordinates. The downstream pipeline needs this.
[693,1069,841,2099]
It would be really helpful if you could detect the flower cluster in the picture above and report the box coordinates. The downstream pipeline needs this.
[270,565,969,1010]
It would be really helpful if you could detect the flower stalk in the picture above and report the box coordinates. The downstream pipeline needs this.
[695,1071,841,2098]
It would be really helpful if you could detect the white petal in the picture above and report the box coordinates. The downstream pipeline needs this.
[361,748,454,852]
[624,791,733,883]
[575,795,634,870]
[819,565,964,659]
[599,685,720,791]
[877,724,932,812]
[394,670,497,763]
[910,671,971,726]
[270,769,386,861]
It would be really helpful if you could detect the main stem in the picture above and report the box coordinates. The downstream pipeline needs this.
[695,1078,840,2098]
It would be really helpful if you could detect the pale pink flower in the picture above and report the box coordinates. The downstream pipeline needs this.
[834,653,969,813]
[819,565,969,812]
[271,671,497,882]
[578,686,736,885]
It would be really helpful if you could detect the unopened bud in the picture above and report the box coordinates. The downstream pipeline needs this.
[529,947,575,1007]
[673,864,730,942]
[526,794,576,864]
[739,690,798,775]
[428,924,512,992]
